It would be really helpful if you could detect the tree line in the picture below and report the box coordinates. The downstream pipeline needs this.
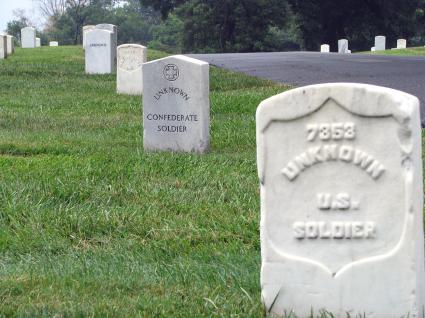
[5,0,425,53]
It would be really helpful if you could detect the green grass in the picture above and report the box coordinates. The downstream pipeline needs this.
[363,46,425,56]
[0,46,288,317]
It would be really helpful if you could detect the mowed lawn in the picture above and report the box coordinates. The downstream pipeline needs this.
[365,46,425,56]
[0,46,287,317]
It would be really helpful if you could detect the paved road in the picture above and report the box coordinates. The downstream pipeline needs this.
[188,52,425,125]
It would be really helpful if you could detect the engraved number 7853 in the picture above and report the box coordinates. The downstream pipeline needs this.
[306,123,356,141]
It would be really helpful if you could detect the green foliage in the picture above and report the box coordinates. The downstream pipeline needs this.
[6,19,28,43]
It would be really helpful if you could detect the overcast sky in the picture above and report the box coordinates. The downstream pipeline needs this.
[0,0,41,32]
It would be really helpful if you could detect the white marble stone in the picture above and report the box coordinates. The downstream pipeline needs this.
[85,29,115,74]
[95,24,117,69]
[397,39,407,49]
[117,44,147,95]
[371,46,376,51]
[21,27,36,48]
[143,55,209,153]
[0,35,7,59]
[83,25,95,49]
[320,44,330,53]
[375,35,386,51]
[256,83,425,317]
[49,41,58,47]
[337,39,349,53]
[36,37,41,47]
[6,35,14,54]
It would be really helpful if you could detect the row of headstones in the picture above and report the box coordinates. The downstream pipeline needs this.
[320,36,408,53]
[20,27,58,48]
[0,34,15,59]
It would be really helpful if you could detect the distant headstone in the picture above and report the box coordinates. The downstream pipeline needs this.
[49,41,59,47]
[117,44,147,95]
[375,35,386,51]
[337,39,349,53]
[397,39,407,49]
[21,27,36,48]
[320,44,330,53]
[256,83,425,317]
[36,37,41,47]
[85,29,115,74]
[0,35,7,59]
[95,24,117,67]
[6,35,14,54]
[371,46,376,52]
[143,55,210,153]
[83,25,95,49]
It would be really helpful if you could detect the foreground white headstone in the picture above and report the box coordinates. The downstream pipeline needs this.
[397,39,407,49]
[256,83,425,317]
[337,39,349,53]
[117,44,147,95]
[0,35,7,59]
[85,29,115,74]
[143,55,209,153]
[36,37,41,47]
[6,35,14,54]
[21,27,36,48]
[320,44,330,53]
[83,25,95,49]
[375,35,386,51]
[49,41,58,47]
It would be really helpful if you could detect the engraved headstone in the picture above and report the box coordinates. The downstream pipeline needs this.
[397,39,407,49]
[36,37,41,47]
[83,25,95,49]
[49,41,58,47]
[21,27,36,48]
[320,44,330,53]
[0,35,7,59]
[375,35,386,51]
[143,55,210,153]
[337,39,349,53]
[95,24,117,69]
[6,35,14,54]
[117,44,147,95]
[85,29,115,74]
[256,83,425,317]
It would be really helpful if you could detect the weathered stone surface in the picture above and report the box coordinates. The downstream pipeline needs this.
[36,37,41,47]
[375,35,386,51]
[85,29,115,74]
[320,44,330,53]
[21,27,36,48]
[337,39,349,53]
[6,35,14,54]
[49,41,59,47]
[83,25,95,49]
[117,44,147,95]
[143,55,210,153]
[256,83,425,317]
[397,39,407,49]
[0,35,7,59]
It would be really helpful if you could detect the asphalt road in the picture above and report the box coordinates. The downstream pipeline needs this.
[187,52,425,125]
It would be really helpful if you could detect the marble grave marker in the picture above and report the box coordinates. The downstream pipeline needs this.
[375,35,386,51]
[49,41,58,47]
[117,44,147,95]
[21,27,36,48]
[0,35,7,59]
[6,35,14,54]
[36,37,41,47]
[83,25,95,49]
[85,29,115,74]
[337,39,349,53]
[397,39,407,49]
[320,44,330,53]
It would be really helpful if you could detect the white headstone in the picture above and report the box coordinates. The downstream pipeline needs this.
[397,39,407,49]
[21,27,36,48]
[6,35,14,54]
[320,44,330,53]
[337,39,349,53]
[36,37,41,47]
[375,35,386,51]
[49,41,59,47]
[143,55,210,153]
[85,29,115,74]
[371,46,376,51]
[95,24,117,69]
[256,83,425,317]
[0,35,7,59]
[83,25,95,49]
[117,44,147,95]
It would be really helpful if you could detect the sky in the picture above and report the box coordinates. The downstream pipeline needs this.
[0,0,41,32]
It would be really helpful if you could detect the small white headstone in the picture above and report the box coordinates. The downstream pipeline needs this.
[320,44,330,53]
[371,46,376,51]
[397,39,407,49]
[143,55,210,153]
[375,35,386,51]
[85,29,115,74]
[21,27,36,48]
[49,41,59,47]
[117,44,147,95]
[0,35,7,59]
[256,83,425,317]
[83,25,95,49]
[6,35,14,54]
[36,37,41,47]
[337,39,348,53]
